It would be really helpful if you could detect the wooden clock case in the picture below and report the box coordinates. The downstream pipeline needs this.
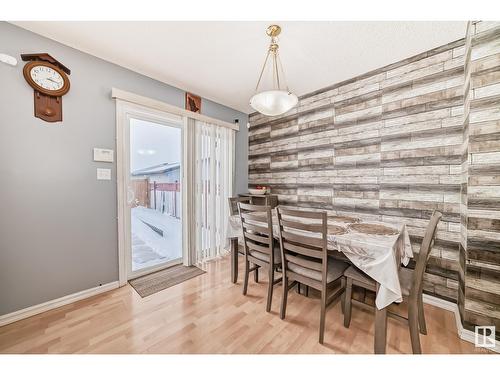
[21,53,71,123]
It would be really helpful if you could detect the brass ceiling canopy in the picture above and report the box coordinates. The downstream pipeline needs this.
[266,24,281,38]
[266,25,281,52]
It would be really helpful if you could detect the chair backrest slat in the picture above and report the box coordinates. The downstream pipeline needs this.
[240,211,268,223]
[283,241,323,259]
[279,207,324,219]
[244,231,271,246]
[286,253,323,272]
[242,221,270,235]
[410,210,442,297]
[247,240,272,255]
[279,218,323,232]
[280,230,324,248]
[239,202,268,212]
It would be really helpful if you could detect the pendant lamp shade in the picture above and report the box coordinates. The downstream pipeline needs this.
[250,90,298,116]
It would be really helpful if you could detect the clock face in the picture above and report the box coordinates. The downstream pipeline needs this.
[29,65,65,91]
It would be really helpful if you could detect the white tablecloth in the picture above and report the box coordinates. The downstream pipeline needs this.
[226,213,412,309]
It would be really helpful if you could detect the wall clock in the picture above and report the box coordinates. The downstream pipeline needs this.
[21,53,71,123]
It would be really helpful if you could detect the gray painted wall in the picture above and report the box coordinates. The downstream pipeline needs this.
[0,22,248,315]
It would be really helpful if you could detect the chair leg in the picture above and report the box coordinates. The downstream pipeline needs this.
[343,278,353,328]
[340,277,346,314]
[254,265,259,283]
[230,238,238,284]
[360,288,367,303]
[280,277,289,320]
[319,288,327,344]
[297,282,301,294]
[242,260,250,296]
[304,285,309,297]
[418,294,427,335]
[266,267,274,312]
[374,306,388,354]
[409,299,422,354]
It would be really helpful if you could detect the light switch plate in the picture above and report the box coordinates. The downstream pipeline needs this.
[93,148,114,163]
[97,168,111,180]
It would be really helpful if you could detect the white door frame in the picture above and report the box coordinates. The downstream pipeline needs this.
[116,100,191,286]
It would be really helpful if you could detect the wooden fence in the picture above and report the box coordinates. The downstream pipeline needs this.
[131,179,181,218]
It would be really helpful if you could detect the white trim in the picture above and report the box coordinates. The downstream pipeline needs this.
[422,293,457,312]
[183,117,197,265]
[111,88,239,131]
[0,282,119,327]
[116,100,127,287]
[116,100,187,282]
[423,294,500,353]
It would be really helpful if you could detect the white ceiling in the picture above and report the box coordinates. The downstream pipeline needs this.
[12,21,467,113]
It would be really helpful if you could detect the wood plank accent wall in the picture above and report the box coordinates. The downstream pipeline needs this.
[461,21,500,338]
[248,21,500,337]
[458,22,473,326]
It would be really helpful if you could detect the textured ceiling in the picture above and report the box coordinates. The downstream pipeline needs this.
[12,21,467,113]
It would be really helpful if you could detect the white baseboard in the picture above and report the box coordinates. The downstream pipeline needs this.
[0,281,120,327]
[423,294,499,353]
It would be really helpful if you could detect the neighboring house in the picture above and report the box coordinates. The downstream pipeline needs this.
[131,162,181,218]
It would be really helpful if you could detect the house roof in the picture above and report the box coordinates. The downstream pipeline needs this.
[132,162,180,176]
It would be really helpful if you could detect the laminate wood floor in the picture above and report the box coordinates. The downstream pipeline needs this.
[0,256,486,354]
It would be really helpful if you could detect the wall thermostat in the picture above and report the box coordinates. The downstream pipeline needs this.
[93,148,114,163]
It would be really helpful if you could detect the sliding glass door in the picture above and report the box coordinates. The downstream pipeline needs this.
[116,95,236,284]
[128,117,183,277]
[119,104,185,280]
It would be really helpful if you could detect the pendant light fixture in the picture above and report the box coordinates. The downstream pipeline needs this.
[250,25,298,116]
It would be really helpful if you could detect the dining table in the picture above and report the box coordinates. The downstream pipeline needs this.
[225,208,413,354]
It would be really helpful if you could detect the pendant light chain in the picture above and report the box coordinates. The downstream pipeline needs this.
[254,32,285,92]
[273,49,281,90]
[254,49,271,92]
[276,53,290,92]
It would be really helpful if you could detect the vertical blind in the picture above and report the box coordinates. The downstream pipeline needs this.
[195,120,235,262]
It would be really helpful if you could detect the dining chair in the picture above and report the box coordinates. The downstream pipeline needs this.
[342,210,442,354]
[229,196,261,282]
[276,207,349,344]
[238,202,282,312]
[228,196,251,215]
